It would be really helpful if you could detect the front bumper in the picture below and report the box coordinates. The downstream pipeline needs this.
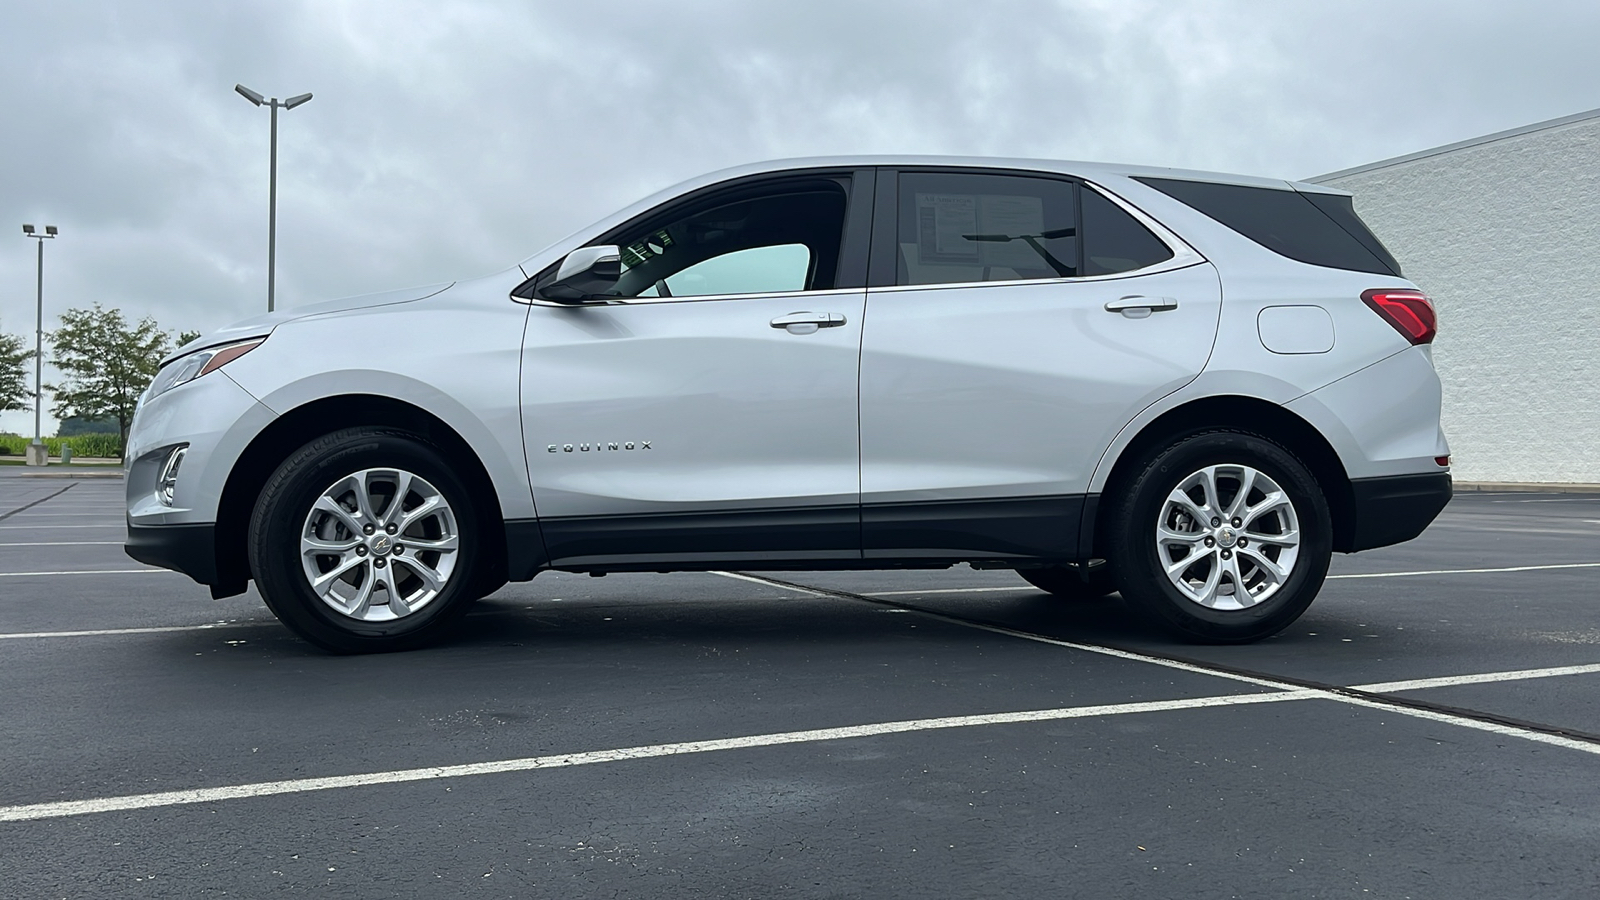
[1339,472,1452,552]
[126,521,218,585]
[126,371,275,526]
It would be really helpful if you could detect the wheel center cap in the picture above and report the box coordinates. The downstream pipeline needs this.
[1216,527,1238,549]
[369,534,393,556]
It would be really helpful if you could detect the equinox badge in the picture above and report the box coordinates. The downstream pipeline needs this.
[548,441,652,452]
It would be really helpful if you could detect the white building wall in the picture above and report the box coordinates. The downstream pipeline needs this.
[1316,116,1600,483]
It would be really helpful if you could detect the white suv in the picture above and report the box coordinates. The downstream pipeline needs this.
[125,157,1451,652]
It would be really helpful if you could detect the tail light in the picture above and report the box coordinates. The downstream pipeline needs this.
[1362,289,1436,345]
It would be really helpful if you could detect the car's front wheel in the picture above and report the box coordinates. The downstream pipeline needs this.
[1107,430,1331,642]
[248,428,481,653]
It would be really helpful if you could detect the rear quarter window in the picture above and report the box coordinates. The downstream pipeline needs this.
[1081,187,1174,276]
[1134,177,1401,277]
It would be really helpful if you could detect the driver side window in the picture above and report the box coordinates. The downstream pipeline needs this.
[638,243,811,298]
[609,180,848,299]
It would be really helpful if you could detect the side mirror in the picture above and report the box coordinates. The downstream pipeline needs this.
[539,245,622,302]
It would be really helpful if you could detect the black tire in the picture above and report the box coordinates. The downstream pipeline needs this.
[1018,561,1118,600]
[1106,430,1332,643]
[248,427,484,653]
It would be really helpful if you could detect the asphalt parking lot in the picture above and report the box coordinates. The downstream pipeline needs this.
[3,472,1599,898]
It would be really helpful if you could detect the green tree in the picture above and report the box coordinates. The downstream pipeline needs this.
[0,322,31,413]
[48,304,185,459]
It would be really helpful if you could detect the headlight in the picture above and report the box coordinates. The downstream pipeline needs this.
[144,337,265,403]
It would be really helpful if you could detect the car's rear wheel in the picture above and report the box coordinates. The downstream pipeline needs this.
[1107,430,1331,642]
[1017,561,1117,600]
[249,428,481,653]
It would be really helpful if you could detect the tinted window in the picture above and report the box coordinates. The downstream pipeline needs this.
[1301,192,1403,277]
[1081,188,1174,276]
[609,182,847,298]
[1134,176,1400,276]
[896,173,1077,286]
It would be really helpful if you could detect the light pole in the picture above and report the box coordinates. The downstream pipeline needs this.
[19,224,56,466]
[235,85,312,313]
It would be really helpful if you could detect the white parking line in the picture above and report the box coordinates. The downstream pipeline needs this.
[0,690,1314,823]
[3,565,1598,822]
[8,646,1600,822]
[1429,522,1600,537]
[856,561,1600,596]
[0,504,122,509]
[0,623,273,640]
[0,568,163,578]
[0,518,123,525]
[716,572,1600,757]
[0,514,122,520]
[0,541,124,547]
[867,586,1041,596]
[1352,663,1600,693]
[1329,561,1600,578]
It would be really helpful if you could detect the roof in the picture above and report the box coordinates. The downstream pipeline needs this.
[1309,105,1600,182]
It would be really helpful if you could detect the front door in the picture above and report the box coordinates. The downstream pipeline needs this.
[520,171,872,568]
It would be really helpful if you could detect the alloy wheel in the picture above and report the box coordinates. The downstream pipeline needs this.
[1155,464,1300,611]
[299,468,460,622]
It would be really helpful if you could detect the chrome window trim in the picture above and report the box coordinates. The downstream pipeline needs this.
[514,166,864,308]
[872,176,1207,295]
[1081,179,1206,272]
[521,286,865,309]
[866,260,1209,294]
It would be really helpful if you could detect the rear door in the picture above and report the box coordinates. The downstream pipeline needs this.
[858,167,1222,561]
[519,170,873,568]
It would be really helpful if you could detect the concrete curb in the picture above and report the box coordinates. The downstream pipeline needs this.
[1453,481,1600,494]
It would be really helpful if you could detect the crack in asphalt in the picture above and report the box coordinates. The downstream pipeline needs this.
[0,482,78,523]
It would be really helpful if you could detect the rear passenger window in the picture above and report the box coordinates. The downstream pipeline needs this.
[896,173,1078,285]
[1081,187,1174,276]
[1134,176,1400,276]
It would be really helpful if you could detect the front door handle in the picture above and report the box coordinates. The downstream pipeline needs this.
[1104,296,1178,318]
[770,311,847,334]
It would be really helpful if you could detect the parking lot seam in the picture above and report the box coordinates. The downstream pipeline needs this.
[722,572,1600,752]
[0,483,76,523]
[0,690,1315,823]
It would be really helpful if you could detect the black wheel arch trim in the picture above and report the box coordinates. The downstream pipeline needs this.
[1086,395,1358,559]
[210,394,510,600]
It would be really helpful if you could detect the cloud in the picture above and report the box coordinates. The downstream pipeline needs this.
[1,0,1597,433]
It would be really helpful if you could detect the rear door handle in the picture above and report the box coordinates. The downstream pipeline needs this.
[770,312,847,334]
[1104,296,1178,318]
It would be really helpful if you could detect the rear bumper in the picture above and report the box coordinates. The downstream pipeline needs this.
[126,522,217,585]
[1339,472,1452,552]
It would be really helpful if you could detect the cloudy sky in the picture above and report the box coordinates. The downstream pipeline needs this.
[2,0,1597,433]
